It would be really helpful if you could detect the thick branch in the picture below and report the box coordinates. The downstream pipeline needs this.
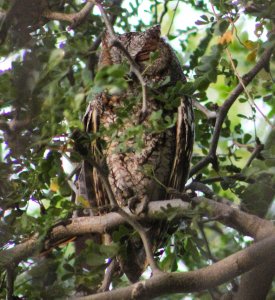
[0,200,186,272]
[192,197,274,239]
[233,256,275,300]
[42,2,94,28]
[190,44,274,176]
[1,198,274,272]
[74,235,275,300]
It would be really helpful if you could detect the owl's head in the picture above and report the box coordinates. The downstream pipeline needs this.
[99,25,161,67]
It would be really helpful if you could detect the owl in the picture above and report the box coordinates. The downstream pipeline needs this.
[78,25,194,283]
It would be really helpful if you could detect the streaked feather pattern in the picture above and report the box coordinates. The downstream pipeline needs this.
[78,25,194,282]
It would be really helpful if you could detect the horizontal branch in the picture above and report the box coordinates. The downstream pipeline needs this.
[1,197,274,272]
[0,200,187,271]
[74,235,275,300]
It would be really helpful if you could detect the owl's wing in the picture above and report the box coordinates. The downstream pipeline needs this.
[169,96,194,192]
[79,95,108,210]
[83,96,102,134]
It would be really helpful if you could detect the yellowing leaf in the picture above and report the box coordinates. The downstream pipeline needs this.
[50,178,59,192]
[218,31,233,45]
[244,40,258,50]
[76,195,91,208]
[246,49,257,62]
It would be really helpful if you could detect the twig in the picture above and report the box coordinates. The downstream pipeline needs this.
[154,0,158,24]
[87,0,123,77]
[6,267,15,300]
[243,141,264,169]
[93,0,116,37]
[199,173,254,184]
[210,0,273,128]
[192,99,217,119]
[197,223,240,296]
[186,181,214,198]
[190,44,274,176]
[159,0,170,24]
[92,0,148,120]
[167,0,179,36]
[198,223,217,262]
[85,158,162,275]
[111,40,148,119]
[225,48,273,128]
[98,259,118,292]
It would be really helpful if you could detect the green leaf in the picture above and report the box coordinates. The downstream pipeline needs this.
[243,133,252,144]
[100,243,119,257]
[215,19,230,35]
[86,253,106,267]
[63,263,75,273]
[48,49,65,71]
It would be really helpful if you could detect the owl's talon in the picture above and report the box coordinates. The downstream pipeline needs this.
[128,195,149,215]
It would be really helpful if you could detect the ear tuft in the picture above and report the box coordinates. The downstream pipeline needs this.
[146,24,161,38]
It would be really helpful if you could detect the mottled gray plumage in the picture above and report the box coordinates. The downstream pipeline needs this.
[78,25,194,282]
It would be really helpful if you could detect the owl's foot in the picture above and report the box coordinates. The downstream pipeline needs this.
[128,195,149,215]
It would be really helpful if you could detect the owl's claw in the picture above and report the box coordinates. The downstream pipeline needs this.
[128,195,149,215]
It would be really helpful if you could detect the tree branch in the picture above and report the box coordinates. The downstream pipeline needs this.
[1,197,274,272]
[42,2,94,28]
[73,235,275,300]
[233,256,275,300]
[159,0,169,24]
[98,259,118,292]
[192,99,217,119]
[0,200,186,272]
[190,44,274,176]
[84,158,161,275]
[191,197,274,240]
[6,267,15,300]
[91,0,148,120]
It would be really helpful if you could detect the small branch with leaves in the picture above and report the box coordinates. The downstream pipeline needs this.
[192,99,217,119]
[90,0,149,120]
[190,43,274,176]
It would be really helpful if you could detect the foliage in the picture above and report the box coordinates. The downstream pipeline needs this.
[0,0,274,299]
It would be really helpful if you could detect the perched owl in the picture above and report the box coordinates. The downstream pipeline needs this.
[78,25,194,283]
